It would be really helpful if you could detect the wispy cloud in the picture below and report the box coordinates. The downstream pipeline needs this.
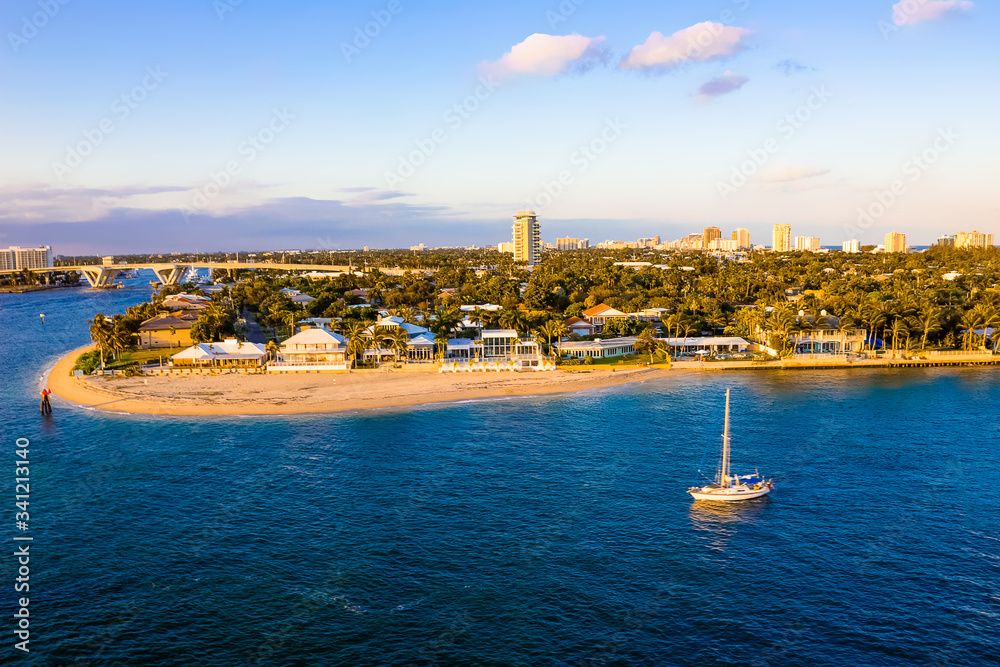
[620,22,752,72]
[774,59,814,76]
[483,33,607,79]
[893,0,973,26]
[760,167,831,183]
[696,71,749,101]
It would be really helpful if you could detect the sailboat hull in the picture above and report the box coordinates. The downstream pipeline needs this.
[688,486,771,502]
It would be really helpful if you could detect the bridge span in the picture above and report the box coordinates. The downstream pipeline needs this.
[0,262,358,288]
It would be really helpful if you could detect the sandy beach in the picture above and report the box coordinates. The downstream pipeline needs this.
[47,346,687,416]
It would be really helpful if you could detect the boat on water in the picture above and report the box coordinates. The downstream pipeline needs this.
[688,388,774,502]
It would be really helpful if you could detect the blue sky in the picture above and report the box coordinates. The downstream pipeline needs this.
[0,0,995,254]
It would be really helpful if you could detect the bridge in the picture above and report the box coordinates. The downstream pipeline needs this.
[0,262,359,288]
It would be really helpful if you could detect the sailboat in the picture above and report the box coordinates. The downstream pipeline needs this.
[688,388,774,502]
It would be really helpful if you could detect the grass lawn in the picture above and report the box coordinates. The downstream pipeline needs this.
[128,348,187,365]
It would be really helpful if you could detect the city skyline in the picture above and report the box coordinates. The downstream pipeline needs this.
[1,1,997,254]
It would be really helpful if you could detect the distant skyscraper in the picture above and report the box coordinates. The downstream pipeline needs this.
[3,245,53,270]
[772,224,791,252]
[885,231,907,253]
[556,237,580,250]
[956,231,994,248]
[795,236,821,252]
[512,210,541,265]
[703,227,722,250]
[843,239,861,253]
[732,228,751,249]
[936,235,957,247]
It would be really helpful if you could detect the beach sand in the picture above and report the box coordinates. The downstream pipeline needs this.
[47,346,688,416]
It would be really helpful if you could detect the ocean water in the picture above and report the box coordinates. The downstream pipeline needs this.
[1,280,998,666]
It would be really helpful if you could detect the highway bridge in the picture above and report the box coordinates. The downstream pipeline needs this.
[0,262,359,288]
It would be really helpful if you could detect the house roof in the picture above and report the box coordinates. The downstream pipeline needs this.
[139,313,197,332]
[408,333,436,347]
[447,338,474,349]
[565,316,593,327]
[582,304,627,318]
[172,339,267,361]
[481,329,519,338]
[281,327,346,348]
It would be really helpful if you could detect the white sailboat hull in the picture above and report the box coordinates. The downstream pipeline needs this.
[688,485,771,502]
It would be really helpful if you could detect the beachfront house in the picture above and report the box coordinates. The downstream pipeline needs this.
[560,336,637,360]
[582,304,628,333]
[137,312,198,349]
[270,326,351,372]
[564,316,595,337]
[788,329,867,355]
[172,338,267,369]
[658,336,751,357]
[406,333,437,361]
[480,329,520,359]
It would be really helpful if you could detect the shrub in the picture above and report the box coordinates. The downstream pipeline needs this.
[72,350,101,375]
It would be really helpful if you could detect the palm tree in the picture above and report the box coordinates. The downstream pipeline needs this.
[971,304,999,349]
[391,327,411,364]
[889,318,908,355]
[284,311,298,340]
[266,339,280,363]
[913,307,941,350]
[432,306,462,339]
[959,309,984,351]
[88,313,111,369]
[345,321,369,366]
[537,319,567,356]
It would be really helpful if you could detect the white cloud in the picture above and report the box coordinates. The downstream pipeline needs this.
[483,33,607,78]
[620,22,752,71]
[893,0,973,26]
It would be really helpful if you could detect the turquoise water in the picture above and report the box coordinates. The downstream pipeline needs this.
[1,280,998,666]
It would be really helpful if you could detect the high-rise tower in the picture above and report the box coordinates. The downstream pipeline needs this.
[513,210,540,266]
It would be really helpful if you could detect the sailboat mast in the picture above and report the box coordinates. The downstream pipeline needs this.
[721,388,731,487]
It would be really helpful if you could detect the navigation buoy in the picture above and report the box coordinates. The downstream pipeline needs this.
[39,313,45,325]
[40,388,52,414]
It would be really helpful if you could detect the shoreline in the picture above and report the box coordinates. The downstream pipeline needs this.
[47,346,1000,418]
[47,346,691,417]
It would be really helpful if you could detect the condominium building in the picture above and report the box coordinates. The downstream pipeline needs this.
[557,237,590,250]
[795,236,821,252]
[709,239,739,251]
[936,235,957,247]
[498,242,514,254]
[732,228,751,249]
[772,224,791,252]
[885,232,907,253]
[512,210,541,265]
[843,239,861,253]
[956,231,994,249]
[1,245,53,271]
[703,227,722,250]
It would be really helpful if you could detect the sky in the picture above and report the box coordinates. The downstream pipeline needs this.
[0,0,996,254]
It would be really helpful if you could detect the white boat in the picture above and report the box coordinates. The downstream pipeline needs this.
[688,388,774,502]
